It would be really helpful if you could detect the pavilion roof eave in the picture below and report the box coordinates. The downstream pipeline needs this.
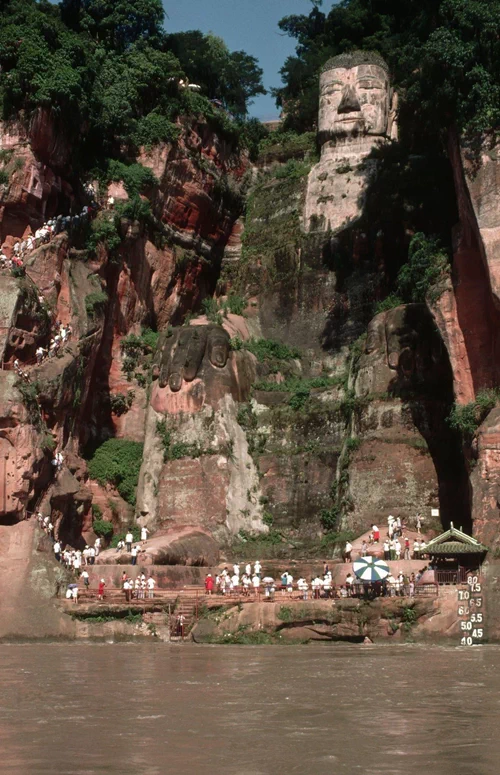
[419,541,487,555]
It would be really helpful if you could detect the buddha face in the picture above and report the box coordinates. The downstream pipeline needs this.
[319,63,390,140]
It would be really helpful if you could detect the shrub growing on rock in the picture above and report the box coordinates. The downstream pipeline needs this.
[85,291,108,318]
[92,519,114,539]
[448,389,500,441]
[87,439,144,506]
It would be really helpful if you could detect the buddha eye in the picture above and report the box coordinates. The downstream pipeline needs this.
[357,81,383,90]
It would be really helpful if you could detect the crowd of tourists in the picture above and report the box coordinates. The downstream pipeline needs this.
[121,570,157,601]
[66,569,157,604]
[202,512,430,603]
[0,198,98,280]
[203,562,423,601]
[11,318,73,383]
[37,321,72,363]
[204,562,337,600]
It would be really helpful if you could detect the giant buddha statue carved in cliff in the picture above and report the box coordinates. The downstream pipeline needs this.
[304,50,397,233]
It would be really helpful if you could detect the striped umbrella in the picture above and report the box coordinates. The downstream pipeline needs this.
[353,556,390,582]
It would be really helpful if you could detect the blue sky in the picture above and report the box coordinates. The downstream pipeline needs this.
[163,1,336,120]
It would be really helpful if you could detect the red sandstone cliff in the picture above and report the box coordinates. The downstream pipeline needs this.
[0,111,246,539]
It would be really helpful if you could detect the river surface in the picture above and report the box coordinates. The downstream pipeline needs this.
[0,642,497,774]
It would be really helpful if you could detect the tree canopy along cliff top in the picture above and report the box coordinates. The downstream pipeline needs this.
[0,0,267,170]
[276,0,500,138]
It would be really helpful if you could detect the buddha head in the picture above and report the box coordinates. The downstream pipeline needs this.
[318,51,392,145]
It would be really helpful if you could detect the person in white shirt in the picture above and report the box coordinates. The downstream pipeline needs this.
[254,560,262,576]
[245,562,251,577]
[252,574,260,592]
[241,574,250,595]
[394,539,401,560]
[233,563,240,577]
[344,541,352,562]
[131,545,138,566]
[314,576,324,599]
[36,346,45,363]
[125,532,133,552]
[140,526,149,542]
[88,546,96,565]
[146,576,156,599]
[286,572,294,597]
[53,541,61,561]
[231,573,239,591]
[81,570,89,590]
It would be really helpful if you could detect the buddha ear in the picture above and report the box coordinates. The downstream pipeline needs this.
[388,89,399,140]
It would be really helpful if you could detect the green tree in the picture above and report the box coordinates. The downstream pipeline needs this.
[61,0,165,52]
[396,233,450,304]
[0,0,266,168]
[164,31,265,116]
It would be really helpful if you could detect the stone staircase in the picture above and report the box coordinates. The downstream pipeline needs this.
[171,585,204,637]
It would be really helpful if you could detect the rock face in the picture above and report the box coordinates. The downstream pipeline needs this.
[136,318,265,540]
[347,304,470,534]
[5,47,500,643]
[0,114,248,621]
[190,596,454,644]
[97,525,220,567]
[430,133,500,544]
[471,409,500,549]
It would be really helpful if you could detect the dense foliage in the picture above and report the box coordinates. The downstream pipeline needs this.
[87,438,144,505]
[275,0,500,139]
[231,337,301,362]
[396,233,450,304]
[164,31,265,117]
[448,390,500,441]
[0,0,266,171]
[92,518,114,539]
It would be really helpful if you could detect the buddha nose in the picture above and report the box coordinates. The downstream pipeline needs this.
[337,85,361,114]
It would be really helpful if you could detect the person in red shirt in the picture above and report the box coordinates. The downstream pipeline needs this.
[98,579,105,600]
[205,574,214,595]
[372,524,380,543]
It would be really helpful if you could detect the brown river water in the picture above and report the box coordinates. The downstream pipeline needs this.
[0,642,497,775]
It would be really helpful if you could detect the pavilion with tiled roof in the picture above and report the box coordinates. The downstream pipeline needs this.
[418,523,488,584]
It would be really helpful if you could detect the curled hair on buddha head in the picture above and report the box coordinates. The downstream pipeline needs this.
[321,50,389,74]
